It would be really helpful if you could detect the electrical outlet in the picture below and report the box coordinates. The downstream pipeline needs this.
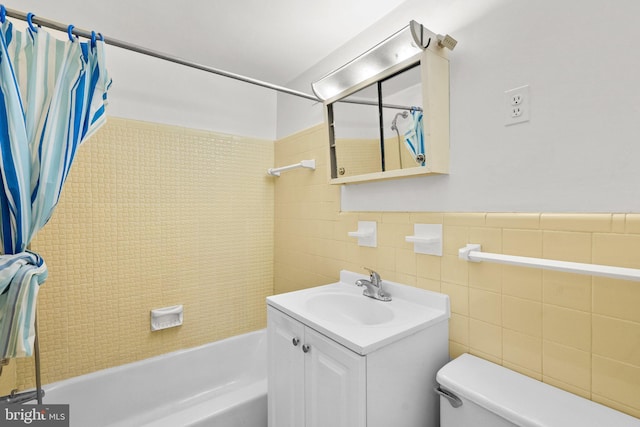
[511,94,523,105]
[505,85,530,125]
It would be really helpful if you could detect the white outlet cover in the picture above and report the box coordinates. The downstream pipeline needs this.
[505,85,530,126]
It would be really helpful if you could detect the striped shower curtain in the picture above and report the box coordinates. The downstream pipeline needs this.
[0,19,111,358]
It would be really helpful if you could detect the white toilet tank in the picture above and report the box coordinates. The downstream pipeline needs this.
[436,353,640,427]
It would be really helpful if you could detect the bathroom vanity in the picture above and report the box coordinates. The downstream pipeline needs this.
[266,270,450,427]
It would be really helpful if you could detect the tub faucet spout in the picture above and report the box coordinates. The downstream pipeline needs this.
[356,268,391,301]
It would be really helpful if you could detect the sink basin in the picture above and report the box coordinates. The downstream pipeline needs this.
[266,270,450,355]
[305,292,394,326]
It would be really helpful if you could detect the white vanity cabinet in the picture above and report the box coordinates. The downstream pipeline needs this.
[266,271,451,427]
[267,306,366,427]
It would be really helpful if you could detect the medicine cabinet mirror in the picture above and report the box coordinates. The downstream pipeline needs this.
[313,21,456,184]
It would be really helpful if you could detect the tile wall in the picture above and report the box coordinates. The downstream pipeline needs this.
[333,137,420,178]
[335,137,381,177]
[1,119,637,419]
[274,124,640,418]
[0,117,274,394]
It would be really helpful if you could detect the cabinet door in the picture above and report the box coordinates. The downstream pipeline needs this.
[267,307,305,427]
[303,327,366,427]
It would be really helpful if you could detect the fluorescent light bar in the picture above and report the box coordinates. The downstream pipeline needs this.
[312,21,437,102]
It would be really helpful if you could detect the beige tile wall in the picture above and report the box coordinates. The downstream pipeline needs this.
[274,124,640,418]
[335,138,381,177]
[2,119,638,419]
[0,117,274,394]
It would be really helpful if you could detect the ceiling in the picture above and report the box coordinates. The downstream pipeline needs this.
[14,0,408,86]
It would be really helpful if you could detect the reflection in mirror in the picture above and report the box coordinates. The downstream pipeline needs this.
[328,63,423,178]
[382,65,423,172]
[331,84,381,178]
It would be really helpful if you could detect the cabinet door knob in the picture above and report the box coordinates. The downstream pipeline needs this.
[292,337,300,346]
[302,344,311,353]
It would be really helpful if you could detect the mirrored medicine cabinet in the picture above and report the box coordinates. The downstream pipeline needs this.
[312,21,456,184]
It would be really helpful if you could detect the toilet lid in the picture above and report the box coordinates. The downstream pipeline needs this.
[436,354,640,427]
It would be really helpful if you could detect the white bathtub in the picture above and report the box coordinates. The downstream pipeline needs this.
[43,330,267,427]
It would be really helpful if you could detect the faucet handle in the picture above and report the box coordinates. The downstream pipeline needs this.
[363,267,381,284]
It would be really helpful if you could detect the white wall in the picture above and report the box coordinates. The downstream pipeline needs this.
[278,0,640,213]
[107,47,278,140]
[14,0,279,140]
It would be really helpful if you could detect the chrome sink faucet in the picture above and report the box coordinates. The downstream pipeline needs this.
[355,267,392,301]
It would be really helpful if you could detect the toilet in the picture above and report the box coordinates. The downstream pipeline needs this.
[435,353,640,427]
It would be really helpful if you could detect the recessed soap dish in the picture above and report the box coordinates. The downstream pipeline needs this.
[151,305,184,331]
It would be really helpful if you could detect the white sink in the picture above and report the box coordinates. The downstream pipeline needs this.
[267,270,450,355]
[305,292,395,326]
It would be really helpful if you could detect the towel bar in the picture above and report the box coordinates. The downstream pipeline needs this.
[267,159,315,177]
[459,244,640,282]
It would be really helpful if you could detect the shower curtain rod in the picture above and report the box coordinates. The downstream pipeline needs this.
[4,7,320,102]
[5,7,422,112]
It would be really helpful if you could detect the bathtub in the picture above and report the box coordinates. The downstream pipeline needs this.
[43,330,267,427]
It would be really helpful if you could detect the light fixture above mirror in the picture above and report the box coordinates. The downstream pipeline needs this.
[312,20,456,103]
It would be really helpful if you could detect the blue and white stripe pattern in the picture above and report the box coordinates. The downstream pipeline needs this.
[0,19,110,358]
[403,108,425,166]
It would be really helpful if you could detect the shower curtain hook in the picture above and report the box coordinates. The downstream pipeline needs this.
[67,25,75,42]
[97,32,104,42]
[26,13,38,32]
[0,6,6,24]
[90,30,96,49]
